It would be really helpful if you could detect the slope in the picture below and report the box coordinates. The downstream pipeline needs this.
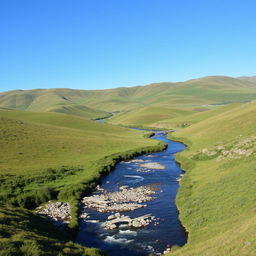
[1,76,256,116]
[109,106,194,127]
[0,108,167,255]
[0,109,166,224]
[0,205,103,256]
[0,89,110,119]
[167,101,256,256]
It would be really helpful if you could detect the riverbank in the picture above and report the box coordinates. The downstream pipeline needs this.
[76,132,187,256]
[165,102,256,256]
[0,110,169,255]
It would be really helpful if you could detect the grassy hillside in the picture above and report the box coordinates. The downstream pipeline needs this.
[109,106,194,127]
[167,101,256,256]
[238,76,256,84]
[1,76,256,117]
[0,109,166,255]
[0,89,110,119]
[0,205,103,256]
[0,109,161,197]
[153,103,243,129]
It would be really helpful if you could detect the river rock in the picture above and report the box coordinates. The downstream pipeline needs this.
[120,185,129,190]
[80,212,89,219]
[81,185,157,213]
[104,223,117,230]
[131,219,143,228]
[107,214,116,220]
[104,214,154,230]
[114,212,121,218]
[163,248,171,254]
[36,201,71,227]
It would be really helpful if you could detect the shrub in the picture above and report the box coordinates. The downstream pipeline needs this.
[20,240,42,256]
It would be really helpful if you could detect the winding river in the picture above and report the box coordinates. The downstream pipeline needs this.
[76,131,187,255]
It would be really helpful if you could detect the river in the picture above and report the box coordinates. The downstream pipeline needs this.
[76,131,187,255]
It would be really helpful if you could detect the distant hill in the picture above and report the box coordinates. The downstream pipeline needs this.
[1,76,256,126]
[1,76,256,112]
[238,76,256,83]
[0,88,110,119]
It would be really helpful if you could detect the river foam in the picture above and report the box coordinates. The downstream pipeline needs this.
[104,235,134,244]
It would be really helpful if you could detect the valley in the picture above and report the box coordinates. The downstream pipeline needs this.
[0,76,256,255]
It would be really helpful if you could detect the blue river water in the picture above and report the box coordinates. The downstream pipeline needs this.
[76,132,187,255]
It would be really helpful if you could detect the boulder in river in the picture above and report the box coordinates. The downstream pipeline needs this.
[131,219,143,228]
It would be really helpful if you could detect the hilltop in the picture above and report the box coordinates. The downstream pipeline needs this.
[1,76,256,118]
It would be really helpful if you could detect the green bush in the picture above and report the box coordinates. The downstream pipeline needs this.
[20,240,42,256]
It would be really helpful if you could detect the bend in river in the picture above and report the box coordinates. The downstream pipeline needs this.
[76,131,187,256]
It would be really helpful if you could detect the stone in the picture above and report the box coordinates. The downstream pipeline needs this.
[35,201,71,227]
[81,185,157,213]
[107,214,116,220]
[120,185,129,190]
[131,219,143,228]
[114,212,121,218]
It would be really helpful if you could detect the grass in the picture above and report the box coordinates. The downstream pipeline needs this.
[109,106,193,127]
[166,101,256,256]
[1,76,256,115]
[0,108,166,255]
[0,205,104,256]
[1,77,256,255]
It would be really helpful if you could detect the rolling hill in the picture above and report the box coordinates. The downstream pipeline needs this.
[1,76,256,119]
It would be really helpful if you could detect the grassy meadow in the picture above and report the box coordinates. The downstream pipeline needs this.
[167,101,256,256]
[0,108,165,255]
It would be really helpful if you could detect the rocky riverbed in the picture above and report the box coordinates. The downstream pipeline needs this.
[77,132,187,256]
[36,201,71,227]
[81,185,157,213]
[104,213,157,230]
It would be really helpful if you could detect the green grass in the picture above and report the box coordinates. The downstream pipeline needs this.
[166,101,256,256]
[154,103,243,129]
[0,109,159,174]
[0,205,104,256]
[1,76,256,116]
[1,77,256,255]
[109,106,193,127]
[0,108,166,255]
[0,109,165,208]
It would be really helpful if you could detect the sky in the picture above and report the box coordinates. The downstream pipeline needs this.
[0,0,256,92]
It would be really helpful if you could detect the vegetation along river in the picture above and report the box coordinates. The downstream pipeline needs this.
[76,131,187,255]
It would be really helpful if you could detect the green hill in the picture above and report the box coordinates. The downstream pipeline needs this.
[1,76,256,118]
[167,101,256,256]
[109,106,194,127]
[0,89,110,119]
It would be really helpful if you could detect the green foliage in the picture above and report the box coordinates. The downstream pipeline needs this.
[0,206,104,256]
[20,240,42,256]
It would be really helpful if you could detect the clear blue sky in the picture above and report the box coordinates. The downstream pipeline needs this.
[1,0,256,91]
